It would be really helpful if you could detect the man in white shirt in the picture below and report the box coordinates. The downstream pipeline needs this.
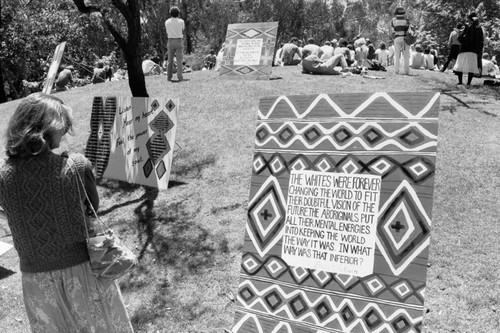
[165,6,185,81]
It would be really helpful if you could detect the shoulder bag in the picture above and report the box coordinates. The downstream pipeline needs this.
[74,164,137,280]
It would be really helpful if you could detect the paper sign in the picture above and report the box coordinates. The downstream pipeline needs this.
[282,170,381,277]
[233,39,263,66]
[85,97,178,189]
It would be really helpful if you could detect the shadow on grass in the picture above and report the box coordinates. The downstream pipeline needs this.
[127,196,230,331]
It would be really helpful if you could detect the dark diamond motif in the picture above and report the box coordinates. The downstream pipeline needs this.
[304,127,321,143]
[151,99,160,110]
[400,130,425,146]
[290,295,308,316]
[340,305,355,325]
[392,315,411,332]
[363,128,383,145]
[256,127,271,141]
[278,127,294,143]
[156,160,167,179]
[364,309,382,329]
[264,290,283,310]
[166,99,176,111]
[143,159,154,178]
[315,301,332,321]
[333,128,353,143]
[236,66,255,75]
[239,287,255,302]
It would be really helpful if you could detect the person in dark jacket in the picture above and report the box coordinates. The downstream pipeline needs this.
[453,12,484,85]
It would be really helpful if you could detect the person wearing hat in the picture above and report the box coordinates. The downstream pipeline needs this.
[453,12,484,85]
[391,7,411,75]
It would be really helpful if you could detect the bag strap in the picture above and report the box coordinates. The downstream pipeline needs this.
[69,157,111,236]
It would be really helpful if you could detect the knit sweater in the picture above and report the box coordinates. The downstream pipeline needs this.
[392,15,409,38]
[0,152,96,273]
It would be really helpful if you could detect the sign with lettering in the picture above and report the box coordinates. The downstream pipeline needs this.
[233,92,440,333]
[220,22,278,79]
[85,97,178,189]
[42,42,66,94]
[282,171,381,277]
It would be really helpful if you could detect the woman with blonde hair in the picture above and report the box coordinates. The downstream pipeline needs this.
[0,93,133,332]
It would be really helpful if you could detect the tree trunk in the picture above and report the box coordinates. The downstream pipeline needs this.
[125,49,148,98]
[0,63,7,103]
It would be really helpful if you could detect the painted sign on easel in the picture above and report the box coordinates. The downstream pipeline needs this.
[220,22,278,79]
[233,92,440,332]
[42,42,66,94]
[85,97,178,189]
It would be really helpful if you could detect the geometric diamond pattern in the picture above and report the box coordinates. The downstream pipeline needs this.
[377,180,432,275]
[242,28,261,38]
[246,177,287,257]
[290,266,310,284]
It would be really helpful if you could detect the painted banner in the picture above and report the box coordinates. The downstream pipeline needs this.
[220,22,279,79]
[233,92,440,333]
[42,41,66,94]
[85,97,178,189]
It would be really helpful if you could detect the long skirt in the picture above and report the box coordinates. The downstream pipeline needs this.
[453,52,480,74]
[22,261,134,333]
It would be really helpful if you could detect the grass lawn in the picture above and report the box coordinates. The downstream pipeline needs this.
[0,66,499,333]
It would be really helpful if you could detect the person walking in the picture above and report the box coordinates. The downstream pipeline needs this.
[391,7,411,75]
[441,23,463,72]
[0,93,134,333]
[165,6,185,81]
[453,12,484,85]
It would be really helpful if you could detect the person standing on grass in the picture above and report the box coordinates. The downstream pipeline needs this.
[165,6,185,81]
[441,23,463,72]
[453,12,484,86]
[391,7,411,75]
[0,93,134,333]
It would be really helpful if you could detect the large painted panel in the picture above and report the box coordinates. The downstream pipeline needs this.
[85,97,178,189]
[220,22,279,79]
[233,92,440,333]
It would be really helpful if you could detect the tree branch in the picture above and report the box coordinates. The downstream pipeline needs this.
[72,0,100,14]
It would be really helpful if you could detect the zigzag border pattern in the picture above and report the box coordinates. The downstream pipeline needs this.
[255,121,437,152]
[252,153,436,185]
[236,281,422,333]
[240,253,425,304]
[258,93,440,120]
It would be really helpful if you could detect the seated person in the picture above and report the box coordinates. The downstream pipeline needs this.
[204,50,217,70]
[301,49,347,75]
[142,58,161,75]
[410,44,425,69]
[215,43,225,70]
[319,41,334,61]
[55,65,74,91]
[302,38,323,58]
[92,61,107,84]
[281,37,302,66]
[423,48,435,70]
[482,53,500,78]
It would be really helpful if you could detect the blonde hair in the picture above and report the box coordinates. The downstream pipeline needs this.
[5,92,73,157]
